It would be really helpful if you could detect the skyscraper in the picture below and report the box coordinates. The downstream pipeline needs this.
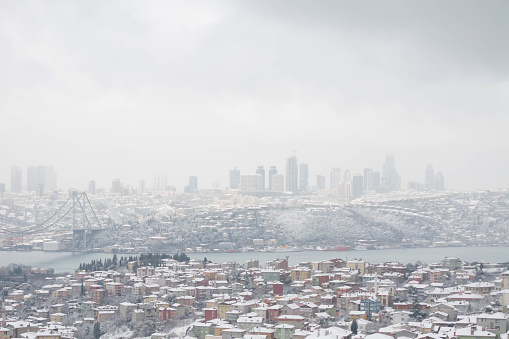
[286,155,298,194]
[272,174,285,192]
[111,179,122,194]
[88,180,96,195]
[189,176,198,194]
[268,166,278,190]
[382,155,401,191]
[256,166,265,190]
[316,175,325,190]
[138,180,145,195]
[230,168,240,189]
[330,168,341,193]
[352,174,364,198]
[363,168,373,191]
[240,174,264,191]
[435,172,445,191]
[10,166,22,193]
[425,164,435,191]
[299,163,308,191]
[0,183,5,198]
[27,166,37,192]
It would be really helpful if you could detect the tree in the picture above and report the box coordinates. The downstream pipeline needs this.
[94,321,101,339]
[351,319,358,335]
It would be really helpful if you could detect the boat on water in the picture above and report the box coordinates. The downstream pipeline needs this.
[227,249,242,253]
[324,243,351,251]
[354,246,368,251]
[266,247,303,253]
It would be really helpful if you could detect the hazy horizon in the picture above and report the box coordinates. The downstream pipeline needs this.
[1,1,508,192]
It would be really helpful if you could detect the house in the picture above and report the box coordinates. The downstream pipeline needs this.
[476,312,509,334]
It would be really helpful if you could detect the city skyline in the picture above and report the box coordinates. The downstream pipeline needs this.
[3,155,449,195]
[1,1,508,192]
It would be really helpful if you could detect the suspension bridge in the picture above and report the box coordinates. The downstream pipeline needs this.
[0,191,103,252]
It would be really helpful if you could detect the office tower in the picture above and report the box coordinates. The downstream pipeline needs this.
[286,155,298,194]
[272,174,285,192]
[189,176,198,194]
[371,171,381,189]
[138,180,145,195]
[330,168,341,193]
[268,166,277,190]
[111,179,122,194]
[435,172,445,191]
[407,182,423,191]
[363,168,372,191]
[11,166,22,193]
[153,174,167,193]
[382,155,401,191]
[230,168,241,189]
[316,175,325,190]
[36,184,44,197]
[352,174,364,198]
[425,164,435,191]
[27,166,37,192]
[339,181,351,200]
[0,183,5,198]
[343,169,351,183]
[256,166,265,190]
[299,163,308,191]
[28,166,57,192]
[88,180,96,195]
[240,174,264,191]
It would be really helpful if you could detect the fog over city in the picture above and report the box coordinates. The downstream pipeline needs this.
[1,1,508,191]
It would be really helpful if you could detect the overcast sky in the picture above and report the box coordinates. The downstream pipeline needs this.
[1,0,508,192]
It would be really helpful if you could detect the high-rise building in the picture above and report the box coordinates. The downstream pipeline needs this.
[10,166,22,193]
[330,168,341,193]
[111,179,122,194]
[0,183,5,198]
[189,176,198,194]
[240,174,264,191]
[268,166,278,190]
[36,184,44,197]
[299,163,308,191]
[230,168,240,189]
[88,180,96,195]
[371,171,381,189]
[138,180,145,195]
[363,168,372,191]
[272,174,285,192]
[153,174,167,193]
[27,166,57,192]
[435,172,445,191]
[343,169,351,183]
[286,155,298,194]
[27,166,37,192]
[256,166,265,190]
[316,175,325,190]
[382,155,401,191]
[425,164,435,191]
[352,174,364,198]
